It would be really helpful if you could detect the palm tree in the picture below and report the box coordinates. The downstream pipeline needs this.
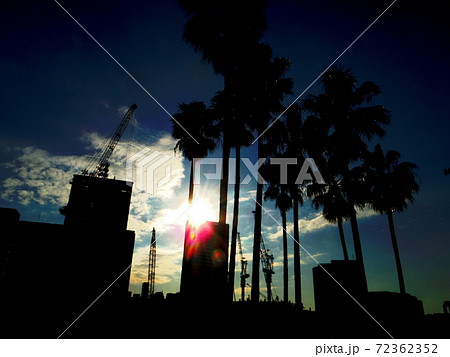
[171,101,218,204]
[289,184,304,306]
[364,144,419,294]
[302,103,351,259]
[263,103,307,307]
[261,102,307,306]
[244,44,293,302]
[178,0,268,224]
[302,66,390,283]
[282,103,307,307]
[212,91,254,300]
[307,175,352,261]
[179,1,268,75]
[264,174,292,303]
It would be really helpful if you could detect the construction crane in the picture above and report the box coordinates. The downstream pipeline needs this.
[237,232,250,302]
[251,210,277,302]
[147,227,156,297]
[260,233,275,302]
[81,104,137,178]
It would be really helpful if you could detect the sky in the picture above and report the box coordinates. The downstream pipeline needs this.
[1,0,450,314]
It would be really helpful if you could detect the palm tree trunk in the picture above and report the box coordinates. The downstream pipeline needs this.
[219,140,230,224]
[281,209,288,303]
[292,195,302,307]
[228,146,241,300]
[337,216,349,261]
[349,208,368,290]
[387,210,406,294]
[251,139,263,302]
[188,160,194,205]
[219,72,232,224]
[349,210,363,263]
[251,181,263,302]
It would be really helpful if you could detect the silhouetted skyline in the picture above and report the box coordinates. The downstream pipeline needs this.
[1,0,449,315]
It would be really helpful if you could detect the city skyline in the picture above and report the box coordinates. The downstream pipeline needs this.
[1,0,450,315]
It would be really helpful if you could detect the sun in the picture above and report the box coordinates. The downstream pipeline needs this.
[187,198,216,228]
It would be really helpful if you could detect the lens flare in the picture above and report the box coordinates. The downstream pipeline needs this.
[187,199,215,228]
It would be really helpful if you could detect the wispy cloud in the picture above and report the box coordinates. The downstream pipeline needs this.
[1,129,185,220]
[301,252,326,265]
[1,146,84,206]
[238,189,257,203]
[263,208,378,243]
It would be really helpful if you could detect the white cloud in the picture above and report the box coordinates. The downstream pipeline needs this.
[1,131,185,211]
[1,146,84,206]
[301,252,326,265]
[238,189,257,203]
[262,207,378,243]
[355,206,378,219]
[299,213,332,234]
[78,130,185,201]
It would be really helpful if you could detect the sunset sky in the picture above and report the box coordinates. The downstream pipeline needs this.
[1,0,449,314]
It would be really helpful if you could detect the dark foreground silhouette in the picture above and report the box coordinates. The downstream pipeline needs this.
[2,293,449,339]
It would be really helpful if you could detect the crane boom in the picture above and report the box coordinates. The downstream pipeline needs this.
[82,104,137,178]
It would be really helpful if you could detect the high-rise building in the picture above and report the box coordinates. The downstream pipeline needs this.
[61,174,132,231]
[180,221,229,303]
[60,175,135,304]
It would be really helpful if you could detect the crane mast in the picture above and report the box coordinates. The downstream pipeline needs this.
[81,104,137,178]
[147,227,156,297]
[260,234,275,302]
[237,232,250,302]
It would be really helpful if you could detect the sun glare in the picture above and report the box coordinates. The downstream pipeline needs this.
[187,198,216,228]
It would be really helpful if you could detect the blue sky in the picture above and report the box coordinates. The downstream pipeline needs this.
[1,0,450,314]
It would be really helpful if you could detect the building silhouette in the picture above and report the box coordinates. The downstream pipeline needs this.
[0,176,135,337]
[313,260,367,315]
[313,259,426,337]
[180,221,229,303]
[60,174,132,230]
[141,282,149,299]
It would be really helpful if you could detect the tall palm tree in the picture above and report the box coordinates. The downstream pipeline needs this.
[179,0,268,75]
[364,144,419,294]
[178,0,268,225]
[212,91,254,300]
[171,101,218,204]
[263,103,307,307]
[303,104,351,259]
[307,176,352,261]
[244,44,293,302]
[264,174,292,303]
[289,184,304,306]
[302,66,390,283]
[282,103,307,307]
